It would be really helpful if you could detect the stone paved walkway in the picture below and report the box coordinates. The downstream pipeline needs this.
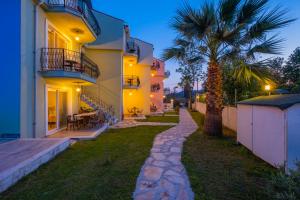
[110,120,177,129]
[133,109,198,200]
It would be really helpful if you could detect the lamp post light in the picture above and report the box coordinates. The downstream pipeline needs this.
[265,85,271,96]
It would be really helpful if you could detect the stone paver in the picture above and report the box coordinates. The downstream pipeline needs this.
[134,109,198,200]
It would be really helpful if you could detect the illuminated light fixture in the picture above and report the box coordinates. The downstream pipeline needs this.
[151,73,155,77]
[129,63,133,67]
[265,85,271,91]
[150,94,154,98]
[265,84,271,96]
[129,92,133,96]
[75,36,80,41]
[163,95,166,98]
[76,87,81,92]
[171,98,174,102]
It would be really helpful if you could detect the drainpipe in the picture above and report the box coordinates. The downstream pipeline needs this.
[32,3,40,138]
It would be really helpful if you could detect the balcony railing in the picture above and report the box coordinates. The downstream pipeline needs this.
[40,48,100,79]
[151,83,161,92]
[123,75,140,88]
[151,61,161,71]
[164,70,171,78]
[126,39,140,58]
[45,0,100,35]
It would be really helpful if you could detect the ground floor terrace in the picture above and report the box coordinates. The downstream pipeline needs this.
[0,109,278,199]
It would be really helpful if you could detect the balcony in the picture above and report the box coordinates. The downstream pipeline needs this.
[151,83,161,93]
[41,0,100,43]
[164,71,171,79]
[124,39,140,64]
[40,48,100,84]
[123,75,140,89]
[151,61,161,71]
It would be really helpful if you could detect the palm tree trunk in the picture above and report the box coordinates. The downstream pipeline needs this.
[204,60,223,136]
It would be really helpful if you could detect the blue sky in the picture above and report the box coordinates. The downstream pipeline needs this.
[92,0,300,90]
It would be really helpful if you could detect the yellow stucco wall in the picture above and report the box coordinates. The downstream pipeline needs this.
[84,49,123,120]
[123,61,151,116]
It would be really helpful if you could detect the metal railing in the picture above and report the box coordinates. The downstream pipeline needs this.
[40,48,100,79]
[45,0,100,35]
[151,60,160,71]
[126,39,140,58]
[123,75,140,88]
[164,70,171,78]
[151,83,161,92]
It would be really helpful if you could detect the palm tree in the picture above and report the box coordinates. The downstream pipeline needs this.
[163,0,294,136]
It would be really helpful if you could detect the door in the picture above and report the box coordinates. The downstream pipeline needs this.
[47,89,58,133]
[47,87,69,135]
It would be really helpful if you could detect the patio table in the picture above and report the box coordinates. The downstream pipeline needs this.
[75,111,97,118]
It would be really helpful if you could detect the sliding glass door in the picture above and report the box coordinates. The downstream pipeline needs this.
[47,87,69,135]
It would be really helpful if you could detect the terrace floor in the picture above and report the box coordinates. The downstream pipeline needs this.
[47,124,109,140]
[0,139,70,193]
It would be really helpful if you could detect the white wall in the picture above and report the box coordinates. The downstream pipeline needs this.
[87,11,125,50]
[134,38,153,66]
[237,104,286,168]
[287,103,300,169]
[194,102,237,131]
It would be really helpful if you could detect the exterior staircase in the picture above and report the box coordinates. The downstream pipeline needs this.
[80,94,118,125]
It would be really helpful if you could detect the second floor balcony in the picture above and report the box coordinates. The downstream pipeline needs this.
[164,71,171,79]
[151,83,161,92]
[123,75,140,89]
[40,48,100,84]
[124,39,140,64]
[151,61,161,71]
[41,0,100,43]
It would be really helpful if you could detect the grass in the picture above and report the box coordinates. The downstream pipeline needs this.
[164,111,179,115]
[0,126,171,200]
[182,111,275,200]
[137,115,179,123]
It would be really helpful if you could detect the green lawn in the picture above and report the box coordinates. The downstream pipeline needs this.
[137,115,179,123]
[164,111,179,115]
[0,126,171,200]
[183,111,275,200]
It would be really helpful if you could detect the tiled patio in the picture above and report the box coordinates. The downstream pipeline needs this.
[47,123,109,140]
[0,138,70,193]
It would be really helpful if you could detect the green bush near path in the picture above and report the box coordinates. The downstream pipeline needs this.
[183,111,276,200]
[0,126,171,200]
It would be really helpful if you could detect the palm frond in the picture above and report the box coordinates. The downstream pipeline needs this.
[161,47,185,61]
[219,0,241,24]
[236,0,268,25]
[245,6,296,42]
[247,35,284,58]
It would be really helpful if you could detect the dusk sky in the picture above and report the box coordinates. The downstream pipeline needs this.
[92,0,300,90]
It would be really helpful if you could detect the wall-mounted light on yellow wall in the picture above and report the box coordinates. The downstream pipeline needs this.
[151,73,155,77]
[129,63,133,67]
[76,87,81,93]
[75,36,80,41]
[129,92,133,96]
[150,94,154,98]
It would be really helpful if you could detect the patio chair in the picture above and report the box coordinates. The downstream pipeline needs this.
[73,114,84,129]
[67,115,76,130]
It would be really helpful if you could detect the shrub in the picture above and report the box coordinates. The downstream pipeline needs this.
[268,162,300,200]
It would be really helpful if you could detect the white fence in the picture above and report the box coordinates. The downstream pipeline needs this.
[194,102,237,131]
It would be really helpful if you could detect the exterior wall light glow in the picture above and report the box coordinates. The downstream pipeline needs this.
[75,36,80,41]
[129,63,133,67]
[129,92,133,96]
[150,94,154,98]
[265,85,271,91]
[76,87,81,92]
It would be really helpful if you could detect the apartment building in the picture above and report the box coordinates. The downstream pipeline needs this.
[0,0,168,140]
